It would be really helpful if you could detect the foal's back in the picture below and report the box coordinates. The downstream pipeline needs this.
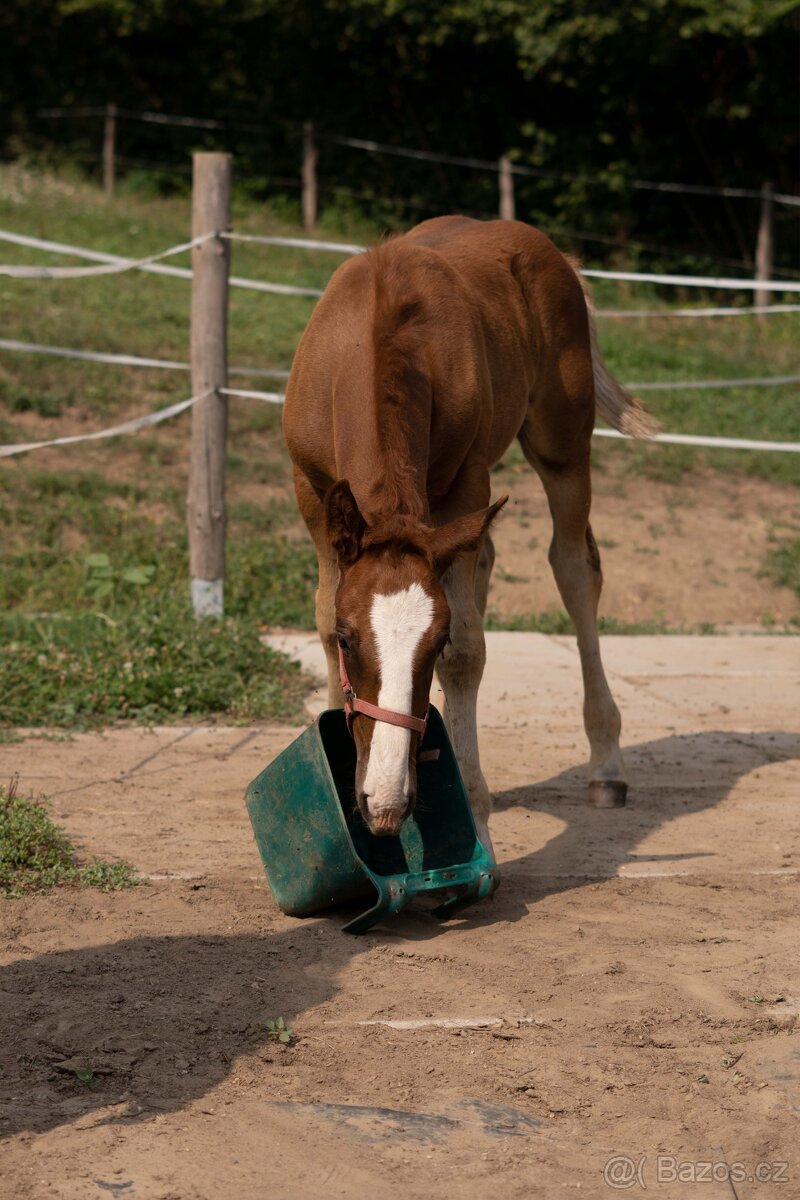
[284,215,593,503]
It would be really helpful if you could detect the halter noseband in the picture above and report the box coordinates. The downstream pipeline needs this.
[337,643,439,761]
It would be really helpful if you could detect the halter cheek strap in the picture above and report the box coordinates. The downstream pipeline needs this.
[337,643,439,762]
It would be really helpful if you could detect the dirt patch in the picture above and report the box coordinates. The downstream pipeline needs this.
[4,393,799,630]
[1,638,798,1197]
[490,463,800,628]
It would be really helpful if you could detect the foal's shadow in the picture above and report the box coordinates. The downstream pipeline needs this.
[476,727,798,925]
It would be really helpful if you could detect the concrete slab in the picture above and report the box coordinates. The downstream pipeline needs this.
[267,630,800,732]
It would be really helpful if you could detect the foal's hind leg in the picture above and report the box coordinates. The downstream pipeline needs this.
[529,456,626,806]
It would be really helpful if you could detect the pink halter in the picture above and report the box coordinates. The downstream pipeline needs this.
[337,643,439,761]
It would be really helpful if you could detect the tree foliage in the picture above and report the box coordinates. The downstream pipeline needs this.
[1,0,797,268]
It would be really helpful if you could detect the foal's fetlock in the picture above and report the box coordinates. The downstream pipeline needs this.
[588,747,627,807]
[586,705,625,806]
[588,778,628,808]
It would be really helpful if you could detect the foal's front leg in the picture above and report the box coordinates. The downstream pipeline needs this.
[435,552,494,853]
[293,468,342,709]
[316,546,343,709]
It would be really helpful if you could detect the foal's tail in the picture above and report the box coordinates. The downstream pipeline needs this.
[567,257,659,438]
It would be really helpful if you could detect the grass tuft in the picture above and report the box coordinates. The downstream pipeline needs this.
[0,601,309,730]
[485,610,716,635]
[0,466,316,731]
[0,777,140,897]
[761,536,800,601]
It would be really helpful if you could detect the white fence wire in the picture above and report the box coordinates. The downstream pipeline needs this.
[0,228,323,297]
[1,335,798,394]
[0,234,211,278]
[37,105,800,207]
[0,338,290,378]
[4,226,800,295]
[2,385,799,459]
[1,222,798,461]
[0,393,204,458]
[598,304,800,319]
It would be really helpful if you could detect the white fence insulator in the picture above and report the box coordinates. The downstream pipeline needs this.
[219,386,286,403]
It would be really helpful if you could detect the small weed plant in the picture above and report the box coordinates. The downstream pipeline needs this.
[264,1016,295,1044]
[73,1066,102,1089]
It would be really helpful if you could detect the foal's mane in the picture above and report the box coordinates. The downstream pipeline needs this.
[367,240,432,522]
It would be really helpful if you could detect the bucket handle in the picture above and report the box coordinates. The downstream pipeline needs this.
[341,863,498,935]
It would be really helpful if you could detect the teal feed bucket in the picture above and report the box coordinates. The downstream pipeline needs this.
[245,706,499,934]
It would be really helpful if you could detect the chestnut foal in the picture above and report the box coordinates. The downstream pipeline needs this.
[283,217,653,848]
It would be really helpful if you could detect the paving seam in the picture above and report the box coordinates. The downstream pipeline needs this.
[122,725,199,776]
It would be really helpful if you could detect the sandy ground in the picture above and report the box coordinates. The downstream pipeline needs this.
[1,633,799,1198]
[489,465,800,629]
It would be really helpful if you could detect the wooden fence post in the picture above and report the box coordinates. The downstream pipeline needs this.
[755,180,774,320]
[499,154,515,221]
[187,152,232,617]
[103,102,117,198]
[302,120,318,232]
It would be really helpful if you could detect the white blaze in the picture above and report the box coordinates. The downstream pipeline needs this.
[363,582,434,820]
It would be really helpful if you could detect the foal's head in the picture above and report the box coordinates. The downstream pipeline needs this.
[325,481,506,837]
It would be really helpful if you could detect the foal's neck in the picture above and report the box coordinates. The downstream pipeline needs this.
[352,374,431,525]
[369,250,432,524]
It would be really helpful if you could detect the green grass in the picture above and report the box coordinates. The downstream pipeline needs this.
[485,610,716,635]
[0,777,139,897]
[0,467,316,621]
[1,605,308,730]
[588,283,800,486]
[0,464,315,730]
[761,534,800,604]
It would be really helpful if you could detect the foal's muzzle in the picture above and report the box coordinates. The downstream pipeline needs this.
[361,794,414,837]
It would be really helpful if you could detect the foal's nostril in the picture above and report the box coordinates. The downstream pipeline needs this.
[369,813,404,837]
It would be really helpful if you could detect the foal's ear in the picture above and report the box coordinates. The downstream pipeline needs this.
[429,495,508,576]
[325,480,367,567]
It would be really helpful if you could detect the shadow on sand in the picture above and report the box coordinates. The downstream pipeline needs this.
[1,728,796,1137]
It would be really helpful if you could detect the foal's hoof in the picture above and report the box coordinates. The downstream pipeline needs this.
[589,779,628,808]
